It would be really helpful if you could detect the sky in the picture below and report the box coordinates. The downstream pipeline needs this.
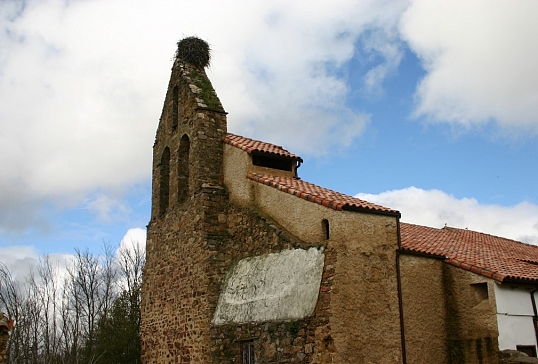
[1,0,538,273]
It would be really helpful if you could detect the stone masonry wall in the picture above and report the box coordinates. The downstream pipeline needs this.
[141,56,229,363]
[141,56,335,363]
[400,253,500,364]
[223,149,403,363]
[443,264,500,364]
[400,254,450,364]
[209,206,336,364]
[142,195,214,363]
[143,48,402,363]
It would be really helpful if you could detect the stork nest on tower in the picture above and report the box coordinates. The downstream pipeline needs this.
[175,36,211,68]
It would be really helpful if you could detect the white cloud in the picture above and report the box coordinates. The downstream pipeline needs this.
[0,246,39,282]
[0,0,407,233]
[118,228,146,254]
[0,228,145,293]
[400,0,538,131]
[362,28,403,95]
[5,0,536,239]
[357,187,538,244]
[85,194,131,223]
[0,245,72,289]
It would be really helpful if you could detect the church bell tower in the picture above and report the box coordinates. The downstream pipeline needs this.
[140,37,229,363]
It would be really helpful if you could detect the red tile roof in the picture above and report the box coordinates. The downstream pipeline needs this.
[248,173,400,216]
[401,223,538,283]
[223,133,303,162]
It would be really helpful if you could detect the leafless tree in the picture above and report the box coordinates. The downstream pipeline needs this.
[117,240,145,299]
[0,240,144,364]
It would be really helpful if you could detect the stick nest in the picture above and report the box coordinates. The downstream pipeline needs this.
[175,37,211,68]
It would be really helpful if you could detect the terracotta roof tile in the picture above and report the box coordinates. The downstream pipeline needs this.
[401,223,538,283]
[248,173,400,216]
[223,133,303,162]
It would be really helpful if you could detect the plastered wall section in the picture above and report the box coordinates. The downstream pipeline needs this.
[400,254,500,364]
[223,145,403,363]
[212,247,325,325]
[222,144,297,193]
[400,254,450,363]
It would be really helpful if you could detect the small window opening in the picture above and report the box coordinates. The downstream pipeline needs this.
[322,219,330,240]
[471,282,488,306]
[517,345,537,357]
[177,135,190,204]
[252,154,292,171]
[172,86,179,130]
[159,147,170,216]
[469,282,489,310]
[239,340,255,364]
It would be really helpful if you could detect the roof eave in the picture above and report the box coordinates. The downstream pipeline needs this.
[342,204,401,218]
[251,150,304,163]
[502,277,538,286]
[397,248,446,260]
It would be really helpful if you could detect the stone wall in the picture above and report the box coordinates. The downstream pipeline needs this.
[142,47,403,363]
[141,57,229,363]
[223,148,403,363]
[209,207,336,363]
[140,55,338,363]
[400,253,500,364]
[443,264,499,364]
[400,254,450,363]
[0,313,13,364]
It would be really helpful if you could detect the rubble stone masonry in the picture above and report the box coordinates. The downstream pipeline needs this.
[141,47,403,363]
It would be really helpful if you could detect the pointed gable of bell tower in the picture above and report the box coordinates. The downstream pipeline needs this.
[150,37,227,221]
[142,38,229,363]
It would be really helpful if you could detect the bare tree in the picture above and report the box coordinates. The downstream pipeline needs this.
[66,246,116,364]
[117,240,145,300]
[0,239,145,364]
[94,240,145,364]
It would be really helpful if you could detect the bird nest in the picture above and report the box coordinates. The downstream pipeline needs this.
[175,36,211,68]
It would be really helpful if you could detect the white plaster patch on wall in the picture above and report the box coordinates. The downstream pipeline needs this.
[494,284,538,349]
[212,247,325,325]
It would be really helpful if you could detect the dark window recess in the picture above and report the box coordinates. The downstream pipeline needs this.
[172,86,179,130]
[470,282,488,305]
[252,154,292,171]
[517,345,537,357]
[239,340,255,364]
[177,134,190,204]
[159,147,170,216]
[322,219,330,240]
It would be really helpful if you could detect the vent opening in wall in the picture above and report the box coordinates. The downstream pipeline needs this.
[471,283,488,303]
[239,340,255,364]
[252,154,292,171]
[159,147,170,216]
[172,86,179,130]
[178,134,190,204]
[322,219,330,240]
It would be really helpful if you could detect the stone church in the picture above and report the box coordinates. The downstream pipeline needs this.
[140,38,538,364]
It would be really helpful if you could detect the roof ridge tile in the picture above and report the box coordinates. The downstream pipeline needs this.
[223,133,303,162]
[401,222,538,283]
